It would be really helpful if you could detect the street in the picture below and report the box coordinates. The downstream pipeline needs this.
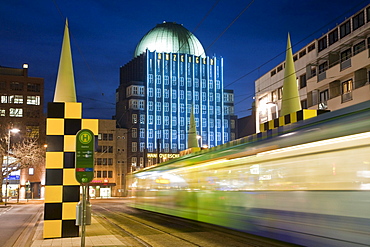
[0,201,43,247]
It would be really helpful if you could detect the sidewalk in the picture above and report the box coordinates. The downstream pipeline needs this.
[31,217,126,247]
[1,200,127,247]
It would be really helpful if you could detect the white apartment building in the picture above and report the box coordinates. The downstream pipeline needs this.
[255,4,370,132]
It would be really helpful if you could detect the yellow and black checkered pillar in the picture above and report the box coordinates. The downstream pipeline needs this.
[259,109,330,132]
[43,102,98,238]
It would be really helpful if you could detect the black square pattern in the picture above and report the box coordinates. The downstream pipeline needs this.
[297,110,304,121]
[62,220,79,237]
[284,114,291,124]
[63,152,75,168]
[47,102,65,118]
[46,136,64,152]
[44,203,62,220]
[63,186,80,202]
[45,169,63,185]
[64,119,81,135]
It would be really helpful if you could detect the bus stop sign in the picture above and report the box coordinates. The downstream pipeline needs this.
[75,129,95,184]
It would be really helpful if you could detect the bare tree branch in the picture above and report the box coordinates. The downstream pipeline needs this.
[0,138,45,203]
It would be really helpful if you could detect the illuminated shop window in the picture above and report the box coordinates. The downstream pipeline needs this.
[27,96,40,105]
[9,108,22,117]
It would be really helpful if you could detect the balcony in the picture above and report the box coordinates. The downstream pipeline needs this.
[318,71,326,82]
[341,92,352,103]
[340,58,351,71]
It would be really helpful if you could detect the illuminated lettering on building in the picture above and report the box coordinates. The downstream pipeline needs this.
[147,153,180,159]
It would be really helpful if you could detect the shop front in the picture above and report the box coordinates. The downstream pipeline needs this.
[89,179,116,198]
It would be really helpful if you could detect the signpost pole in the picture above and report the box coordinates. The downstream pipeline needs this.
[81,184,87,247]
[75,129,95,247]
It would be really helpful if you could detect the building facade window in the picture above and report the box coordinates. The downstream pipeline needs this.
[132,128,137,138]
[318,36,327,52]
[341,48,352,62]
[307,43,315,52]
[27,96,40,105]
[342,79,353,102]
[132,114,137,124]
[140,114,145,124]
[328,29,338,45]
[353,40,366,55]
[140,142,145,152]
[299,74,307,88]
[164,102,169,112]
[140,128,145,138]
[27,83,40,92]
[10,82,23,91]
[9,95,23,104]
[132,142,137,152]
[148,88,153,97]
[319,90,329,109]
[352,11,364,31]
[319,61,328,74]
[9,108,23,117]
[340,21,351,38]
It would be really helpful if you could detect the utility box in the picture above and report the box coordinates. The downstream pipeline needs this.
[75,201,92,226]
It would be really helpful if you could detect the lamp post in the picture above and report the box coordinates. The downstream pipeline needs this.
[4,128,20,206]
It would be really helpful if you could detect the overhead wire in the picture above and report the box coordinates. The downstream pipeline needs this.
[231,0,369,116]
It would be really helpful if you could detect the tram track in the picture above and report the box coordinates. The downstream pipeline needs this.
[91,201,299,247]
[93,204,203,247]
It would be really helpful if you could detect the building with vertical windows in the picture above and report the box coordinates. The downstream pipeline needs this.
[90,119,128,197]
[0,64,45,199]
[116,22,237,170]
[255,4,370,132]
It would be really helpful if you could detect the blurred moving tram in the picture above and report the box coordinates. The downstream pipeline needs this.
[128,100,370,247]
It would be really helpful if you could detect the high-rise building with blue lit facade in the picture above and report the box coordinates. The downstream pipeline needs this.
[116,22,237,170]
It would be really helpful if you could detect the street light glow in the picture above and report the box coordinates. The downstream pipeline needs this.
[10,128,20,133]
[4,128,20,206]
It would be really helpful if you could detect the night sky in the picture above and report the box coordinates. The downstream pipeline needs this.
[1,0,368,119]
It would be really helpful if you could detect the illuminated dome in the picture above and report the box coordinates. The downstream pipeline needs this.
[134,22,205,57]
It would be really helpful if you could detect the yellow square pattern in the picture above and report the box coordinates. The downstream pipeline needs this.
[45,152,63,169]
[268,120,274,130]
[64,135,76,152]
[62,202,78,220]
[303,109,317,119]
[46,119,64,135]
[63,169,79,185]
[82,119,99,135]
[290,112,297,123]
[64,102,82,119]
[43,220,62,238]
[44,186,63,203]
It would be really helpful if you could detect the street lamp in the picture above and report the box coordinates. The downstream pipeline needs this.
[4,128,20,206]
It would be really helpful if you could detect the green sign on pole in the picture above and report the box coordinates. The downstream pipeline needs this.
[75,129,94,184]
